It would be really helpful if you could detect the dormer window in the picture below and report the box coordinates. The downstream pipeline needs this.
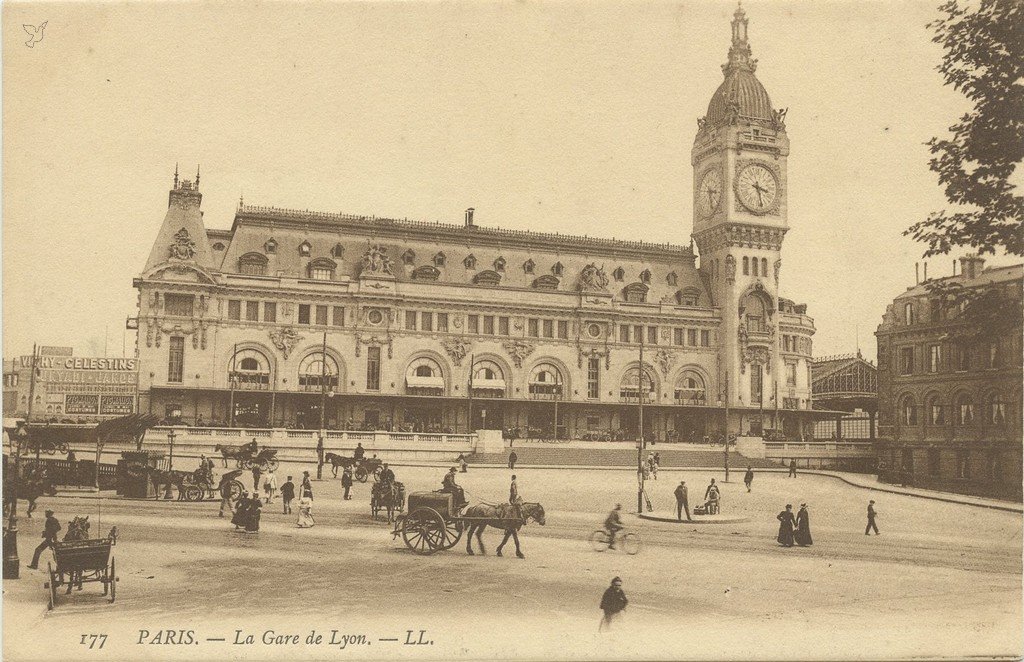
[238,252,269,276]
[299,241,312,257]
[402,249,416,265]
[463,254,476,269]
[331,243,345,259]
[613,267,625,282]
[667,272,678,286]
[473,270,502,287]
[623,282,649,303]
[212,242,225,251]
[434,252,446,267]
[552,262,564,277]
[264,238,277,254]
[639,269,651,284]
[494,257,506,272]
[676,287,701,307]
[308,257,336,281]
[523,259,535,274]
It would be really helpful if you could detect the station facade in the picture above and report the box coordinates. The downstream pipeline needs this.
[133,7,818,441]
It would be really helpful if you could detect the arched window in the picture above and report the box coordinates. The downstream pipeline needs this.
[676,287,701,307]
[623,282,649,303]
[331,243,345,259]
[229,348,271,390]
[523,259,535,274]
[473,270,502,287]
[761,258,768,276]
[675,370,706,404]
[927,394,945,426]
[298,352,339,392]
[471,359,506,397]
[238,252,268,276]
[612,267,625,282]
[751,258,759,277]
[298,241,312,257]
[988,394,1007,426]
[308,257,336,281]
[620,366,656,402]
[666,272,678,286]
[899,394,918,426]
[433,252,446,267]
[552,262,564,277]
[406,357,445,394]
[954,393,975,425]
[741,291,769,333]
[264,238,277,254]
[463,254,476,269]
[402,249,416,265]
[494,257,506,272]
[904,302,914,325]
[532,275,560,290]
[639,269,651,284]
[529,363,564,400]
[743,256,750,275]
[412,265,441,281]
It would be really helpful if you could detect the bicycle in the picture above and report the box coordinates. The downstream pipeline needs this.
[590,529,640,555]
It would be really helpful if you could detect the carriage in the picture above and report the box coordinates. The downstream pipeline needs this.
[323,454,383,482]
[215,443,280,472]
[392,492,466,555]
[370,480,406,520]
[44,537,117,610]
[182,468,245,502]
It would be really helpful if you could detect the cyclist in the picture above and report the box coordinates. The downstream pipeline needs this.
[604,503,624,550]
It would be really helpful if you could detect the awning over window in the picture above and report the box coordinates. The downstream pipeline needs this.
[406,375,445,388]
[471,378,506,390]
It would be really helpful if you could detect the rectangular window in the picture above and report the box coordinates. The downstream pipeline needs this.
[298,304,311,325]
[956,344,969,371]
[315,305,328,326]
[264,302,277,323]
[165,294,194,317]
[528,319,539,337]
[927,344,941,373]
[899,347,914,375]
[332,306,345,327]
[928,449,940,476]
[956,451,970,479]
[366,346,381,391]
[587,357,600,399]
[674,328,684,346]
[406,311,418,330]
[558,320,569,339]
[310,267,333,281]
[437,313,448,332]
[687,329,697,346]
[499,317,510,335]
[700,330,710,347]
[245,301,259,322]
[619,325,629,343]
[647,326,658,345]
[167,337,184,383]
[987,342,999,369]
[228,300,241,321]
[484,316,495,335]
[421,312,433,332]
[786,363,797,386]
[543,320,554,338]
[930,404,945,426]
[750,364,763,404]
[468,315,479,334]
[634,325,643,344]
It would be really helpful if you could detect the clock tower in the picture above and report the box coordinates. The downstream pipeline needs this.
[692,4,790,423]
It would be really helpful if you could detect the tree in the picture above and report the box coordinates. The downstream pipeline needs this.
[903,0,1024,257]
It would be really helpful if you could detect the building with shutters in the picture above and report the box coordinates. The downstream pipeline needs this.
[132,6,821,441]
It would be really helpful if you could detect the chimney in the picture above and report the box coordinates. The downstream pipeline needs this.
[465,208,475,228]
[952,259,956,277]
[923,262,928,281]
[915,263,919,284]
[959,254,985,280]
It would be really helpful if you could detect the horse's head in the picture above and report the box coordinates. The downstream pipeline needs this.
[526,503,546,526]
[214,444,222,452]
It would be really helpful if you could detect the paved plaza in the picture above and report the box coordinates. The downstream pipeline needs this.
[4,464,1021,660]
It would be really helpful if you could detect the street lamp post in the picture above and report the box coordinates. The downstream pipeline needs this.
[318,332,327,480]
[3,425,29,579]
[723,371,730,482]
[636,334,645,513]
[165,428,176,499]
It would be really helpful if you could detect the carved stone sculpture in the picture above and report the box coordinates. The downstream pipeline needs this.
[502,340,535,368]
[654,349,675,377]
[360,243,394,276]
[774,259,781,283]
[578,263,609,292]
[269,327,302,359]
[169,227,196,260]
[442,339,469,366]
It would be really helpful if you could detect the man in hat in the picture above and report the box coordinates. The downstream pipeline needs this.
[865,500,879,535]
[441,466,465,508]
[599,577,628,632]
[509,474,523,520]
[674,481,691,521]
[353,442,365,460]
[743,466,754,493]
[28,509,61,569]
[341,466,353,500]
[300,471,313,500]
[379,463,395,487]
[280,475,296,514]
[604,504,624,549]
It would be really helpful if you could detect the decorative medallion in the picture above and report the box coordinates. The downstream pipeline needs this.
[269,327,302,359]
[502,340,535,369]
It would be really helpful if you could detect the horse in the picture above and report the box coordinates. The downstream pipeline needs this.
[148,468,188,500]
[463,501,545,559]
[6,466,57,518]
[60,516,91,593]
[371,481,404,523]
[214,441,257,467]
[324,452,355,478]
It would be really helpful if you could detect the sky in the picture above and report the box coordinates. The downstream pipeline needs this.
[2,0,1018,363]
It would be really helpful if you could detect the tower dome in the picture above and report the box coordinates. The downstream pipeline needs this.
[702,5,778,128]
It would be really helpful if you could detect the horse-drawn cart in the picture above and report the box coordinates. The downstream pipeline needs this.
[324,454,383,482]
[370,481,406,521]
[215,444,279,472]
[392,492,464,555]
[44,537,117,610]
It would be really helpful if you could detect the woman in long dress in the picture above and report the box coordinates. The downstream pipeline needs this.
[776,504,796,547]
[231,492,251,530]
[296,490,315,528]
[794,503,813,546]
[245,495,261,534]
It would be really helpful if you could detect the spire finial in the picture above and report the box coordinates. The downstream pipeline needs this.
[173,163,179,188]
[195,164,201,190]
[723,1,757,74]
[239,190,244,209]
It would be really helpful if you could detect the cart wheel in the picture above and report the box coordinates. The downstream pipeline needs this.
[44,445,56,456]
[355,467,368,483]
[184,486,203,502]
[623,533,641,556]
[439,518,464,550]
[229,480,244,502]
[402,507,445,555]
[56,442,69,454]
[589,530,610,552]
[47,562,57,610]
[236,458,245,469]
[267,457,280,471]
[110,557,116,603]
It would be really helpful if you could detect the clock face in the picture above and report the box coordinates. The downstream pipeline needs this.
[736,164,779,213]
[696,169,723,217]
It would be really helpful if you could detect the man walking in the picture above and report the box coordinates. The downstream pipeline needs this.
[674,481,691,521]
[252,465,262,491]
[281,475,295,514]
[865,500,879,535]
[744,466,754,492]
[788,459,797,478]
[508,450,518,470]
[341,466,353,500]
[301,471,313,500]
[599,577,628,632]
[28,509,61,569]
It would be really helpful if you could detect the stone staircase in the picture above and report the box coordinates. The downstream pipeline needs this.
[468,446,779,468]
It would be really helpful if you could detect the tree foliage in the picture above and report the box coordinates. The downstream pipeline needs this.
[904,0,1024,257]
[928,277,1022,340]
